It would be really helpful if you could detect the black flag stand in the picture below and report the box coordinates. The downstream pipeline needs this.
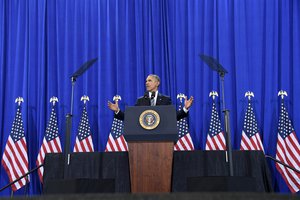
[64,58,98,179]
[199,54,233,176]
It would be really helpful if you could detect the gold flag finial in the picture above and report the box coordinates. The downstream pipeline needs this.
[278,90,288,99]
[50,96,59,106]
[15,97,24,106]
[81,95,90,104]
[177,93,186,103]
[245,91,254,100]
[209,91,218,100]
[113,95,121,102]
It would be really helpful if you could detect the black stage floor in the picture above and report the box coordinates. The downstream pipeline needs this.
[2,193,300,200]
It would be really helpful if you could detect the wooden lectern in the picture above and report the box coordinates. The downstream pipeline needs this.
[124,105,177,193]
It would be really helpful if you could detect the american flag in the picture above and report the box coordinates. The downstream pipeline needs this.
[1,107,29,191]
[36,106,62,182]
[105,118,128,152]
[174,104,194,151]
[240,101,264,151]
[275,101,300,193]
[73,105,94,152]
[205,101,226,150]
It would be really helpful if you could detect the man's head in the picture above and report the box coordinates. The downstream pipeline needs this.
[145,74,160,92]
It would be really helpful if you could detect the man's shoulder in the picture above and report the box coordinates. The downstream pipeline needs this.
[158,93,171,99]
[137,95,145,100]
[157,93,172,105]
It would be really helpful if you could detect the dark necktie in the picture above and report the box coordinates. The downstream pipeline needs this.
[150,92,155,106]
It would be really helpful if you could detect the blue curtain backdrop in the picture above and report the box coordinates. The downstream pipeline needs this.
[0,0,299,195]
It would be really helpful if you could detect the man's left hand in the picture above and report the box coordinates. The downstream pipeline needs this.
[184,96,194,110]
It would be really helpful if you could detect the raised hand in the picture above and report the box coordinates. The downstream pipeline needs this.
[184,96,194,110]
[107,100,119,112]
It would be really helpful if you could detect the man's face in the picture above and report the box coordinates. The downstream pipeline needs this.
[145,76,159,92]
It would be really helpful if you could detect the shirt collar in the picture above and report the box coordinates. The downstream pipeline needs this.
[148,90,158,99]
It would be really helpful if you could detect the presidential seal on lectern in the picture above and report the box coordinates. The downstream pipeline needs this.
[139,110,160,130]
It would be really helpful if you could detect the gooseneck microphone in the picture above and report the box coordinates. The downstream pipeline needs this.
[144,91,156,99]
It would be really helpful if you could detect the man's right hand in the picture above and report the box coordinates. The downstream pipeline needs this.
[108,100,120,113]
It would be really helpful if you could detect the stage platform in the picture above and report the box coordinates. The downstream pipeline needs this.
[43,151,273,193]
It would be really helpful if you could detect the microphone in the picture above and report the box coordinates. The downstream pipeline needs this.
[144,92,155,99]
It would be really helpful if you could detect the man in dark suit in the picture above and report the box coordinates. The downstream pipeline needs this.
[108,74,194,121]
